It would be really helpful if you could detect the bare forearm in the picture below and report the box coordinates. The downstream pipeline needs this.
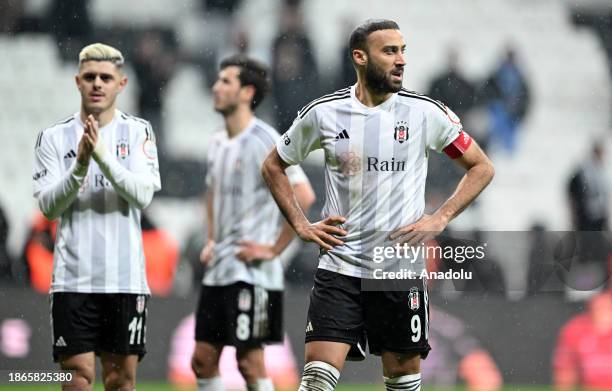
[262,153,310,232]
[435,161,494,223]
[271,181,316,254]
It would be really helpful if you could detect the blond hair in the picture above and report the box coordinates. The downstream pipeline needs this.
[78,43,124,68]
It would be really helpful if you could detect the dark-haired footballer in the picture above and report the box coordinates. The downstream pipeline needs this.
[261,20,494,391]
[191,55,315,391]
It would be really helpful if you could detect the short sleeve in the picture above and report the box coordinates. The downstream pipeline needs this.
[32,130,61,197]
[426,104,463,153]
[131,122,161,191]
[276,110,321,165]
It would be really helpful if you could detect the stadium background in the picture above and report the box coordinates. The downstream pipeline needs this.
[1,0,611,390]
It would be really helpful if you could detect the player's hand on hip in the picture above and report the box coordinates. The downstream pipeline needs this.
[296,215,347,251]
[389,213,447,246]
[236,240,276,264]
[200,240,215,266]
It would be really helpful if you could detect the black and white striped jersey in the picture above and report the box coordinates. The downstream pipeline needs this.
[203,117,309,290]
[32,111,161,294]
[277,85,463,278]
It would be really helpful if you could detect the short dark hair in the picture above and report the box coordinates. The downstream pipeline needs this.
[219,55,270,110]
[349,19,400,61]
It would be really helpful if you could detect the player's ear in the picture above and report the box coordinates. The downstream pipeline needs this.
[118,73,128,91]
[352,49,367,66]
[241,85,255,104]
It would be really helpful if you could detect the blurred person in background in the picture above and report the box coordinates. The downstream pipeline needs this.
[32,43,161,390]
[568,142,609,232]
[199,0,243,87]
[262,19,494,391]
[141,212,180,297]
[48,0,93,62]
[334,20,359,91]
[525,223,567,296]
[0,202,13,283]
[192,55,315,391]
[0,0,24,34]
[480,46,530,154]
[427,48,476,120]
[22,212,56,293]
[271,0,320,133]
[553,291,612,391]
[567,142,610,289]
[425,50,483,211]
[0,203,13,282]
[133,29,178,160]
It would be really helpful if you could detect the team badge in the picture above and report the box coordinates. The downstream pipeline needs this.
[394,121,409,143]
[136,295,146,314]
[142,140,157,160]
[408,287,420,311]
[238,289,252,311]
[116,138,130,159]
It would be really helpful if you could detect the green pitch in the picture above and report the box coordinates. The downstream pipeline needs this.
[0,383,552,391]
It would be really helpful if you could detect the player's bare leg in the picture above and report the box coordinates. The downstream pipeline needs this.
[381,351,422,391]
[236,347,274,391]
[59,352,95,391]
[100,352,138,391]
[298,341,350,391]
[192,342,224,390]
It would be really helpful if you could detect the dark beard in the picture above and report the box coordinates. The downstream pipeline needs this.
[215,103,238,116]
[365,62,402,94]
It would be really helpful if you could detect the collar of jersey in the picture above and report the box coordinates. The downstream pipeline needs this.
[224,117,257,142]
[74,109,119,133]
[350,84,397,113]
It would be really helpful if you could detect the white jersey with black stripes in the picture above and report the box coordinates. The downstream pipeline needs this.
[203,117,309,290]
[32,110,161,294]
[277,85,464,279]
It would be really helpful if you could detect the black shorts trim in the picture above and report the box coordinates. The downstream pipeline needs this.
[304,335,357,346]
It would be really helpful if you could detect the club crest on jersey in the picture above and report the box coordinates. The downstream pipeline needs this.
[238,289,252,311]
[394,121,409,143]
[116,138,130,159]
[408,287,420,311]
[136,295,146,314]
[143,140,157,160]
